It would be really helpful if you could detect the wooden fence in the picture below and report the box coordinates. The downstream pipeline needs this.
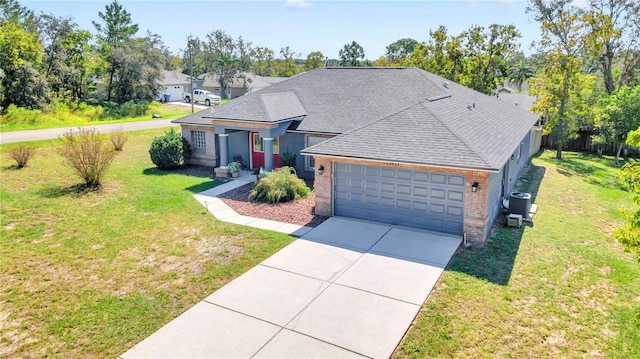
[541,131,622,155]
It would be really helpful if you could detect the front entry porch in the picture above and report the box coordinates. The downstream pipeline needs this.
[214,124,289,179]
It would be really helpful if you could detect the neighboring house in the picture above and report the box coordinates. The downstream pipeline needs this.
[173,67,539,242]
[158,70,203,102]
[200,72,287,99]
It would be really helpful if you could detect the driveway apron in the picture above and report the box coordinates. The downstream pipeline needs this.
[121,217,461,359]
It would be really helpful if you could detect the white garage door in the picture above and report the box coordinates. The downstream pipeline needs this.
[163,85,183,102]
[334,163,465,235]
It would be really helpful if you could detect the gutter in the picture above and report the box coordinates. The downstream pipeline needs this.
[299,152,501,173]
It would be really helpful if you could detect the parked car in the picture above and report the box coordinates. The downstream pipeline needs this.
[183,89,221,106]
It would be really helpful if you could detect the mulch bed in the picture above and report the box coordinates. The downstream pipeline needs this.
[218,183,328,228]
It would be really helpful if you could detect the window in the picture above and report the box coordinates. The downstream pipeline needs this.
[191,130,206,151]
[305,135,330,171]
[517,142,524,162]
[253,133,263,152]
[252,133,279,154]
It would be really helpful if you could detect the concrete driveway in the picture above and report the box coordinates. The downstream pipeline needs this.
[121,217,461,359]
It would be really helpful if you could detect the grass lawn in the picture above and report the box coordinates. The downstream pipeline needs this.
[0,129,294,357]
[0,103,201,132]
[394,150,640,358]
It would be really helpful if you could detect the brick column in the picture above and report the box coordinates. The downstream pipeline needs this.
[313,157,332,216]
[464,172,491,242]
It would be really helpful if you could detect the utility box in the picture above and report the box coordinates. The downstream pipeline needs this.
[507,213,523,227]
[509,192,532,220]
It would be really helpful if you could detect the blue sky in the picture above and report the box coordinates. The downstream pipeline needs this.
[24,0,542,59]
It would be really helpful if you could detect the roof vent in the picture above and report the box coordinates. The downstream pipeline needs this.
[467,104,473,110]
[514,102,518,106]
[442,81,449,89]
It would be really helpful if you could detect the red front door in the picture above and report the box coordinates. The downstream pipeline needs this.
[251,132,280,169]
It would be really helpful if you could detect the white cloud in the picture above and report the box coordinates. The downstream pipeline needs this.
[285,0,312,9]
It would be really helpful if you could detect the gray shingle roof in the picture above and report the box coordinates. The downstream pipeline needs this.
[209,91,306,122]
[302,70,539,171]
[173,67,539,171]
[201,67,449,134]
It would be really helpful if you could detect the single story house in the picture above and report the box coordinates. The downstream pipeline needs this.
[158,70,203,102]
[173,67,540,242]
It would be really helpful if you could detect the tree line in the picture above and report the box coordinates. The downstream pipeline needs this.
[2,0,640,163]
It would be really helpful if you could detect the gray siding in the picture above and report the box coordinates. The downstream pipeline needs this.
[486,130,533,233]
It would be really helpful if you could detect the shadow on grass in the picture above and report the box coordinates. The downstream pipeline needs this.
[142,165,213,178]
[448,161,546,286]
[555,152,629,191]
[37,183,102,198]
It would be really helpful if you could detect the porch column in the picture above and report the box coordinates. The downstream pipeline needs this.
[219,134,229,167]
[263,137,274,171]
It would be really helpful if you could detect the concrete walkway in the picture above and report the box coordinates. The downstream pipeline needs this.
[120,176,462,359]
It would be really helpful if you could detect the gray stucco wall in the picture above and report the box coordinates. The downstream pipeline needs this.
[484,130,534,234]
[228,131,250,169]
[487,169,504,229]
[279,133,313,179]
[181,125,216,167]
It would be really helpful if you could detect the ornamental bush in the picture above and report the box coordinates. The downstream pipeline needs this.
[149,128,191,170]
[110,127,129,151]
[7,144,35,168]
[58,128,116,188]
[249,166,310,204]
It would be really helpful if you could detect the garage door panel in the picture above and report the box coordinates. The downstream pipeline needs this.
[334,163,464,235]
[365,166,380,176]
[380,196,395,207]
[430,188,446,200]
[414,172,429,182]
[429,203,445,215]
[365,180,379,190]
[430,173,447,184]
[414,186,429,198]
[380,182,395,193]
[364,194,379,205]
[381,168,395,178]
[413,200,428,211]
[448,190,464,202]
[447,206,463,216]
[397,184,411,195]
[397,170,412,180]
[448,175,465,186]
[396,198,412,210]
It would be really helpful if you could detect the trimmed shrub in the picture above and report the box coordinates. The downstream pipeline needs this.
[58,128,116,188]
[249,166,310,203]
[110,128,129,151]
[149,128,191,170]
[7,144,35,168]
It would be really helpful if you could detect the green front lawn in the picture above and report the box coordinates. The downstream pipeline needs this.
[2,136,638,358]
[0,129,294,357]
[394,150,640,358]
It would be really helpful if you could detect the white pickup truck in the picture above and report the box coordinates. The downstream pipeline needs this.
[183,89,221,106]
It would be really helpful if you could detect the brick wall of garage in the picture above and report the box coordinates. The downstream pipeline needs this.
[313,155,494,242]
[181,125,216,167]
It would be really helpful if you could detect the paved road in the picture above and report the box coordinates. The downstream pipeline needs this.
[0,119,178,145]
